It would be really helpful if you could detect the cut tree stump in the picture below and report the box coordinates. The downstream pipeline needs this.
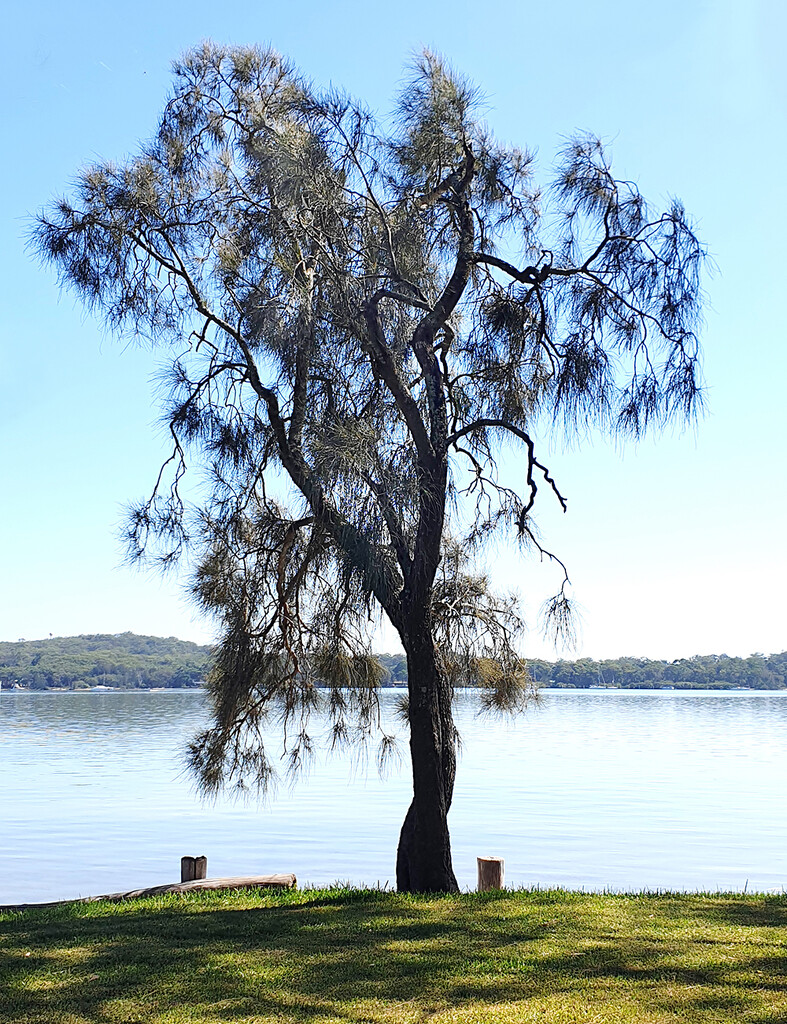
[181,855,208,882]
[477,856,505,891]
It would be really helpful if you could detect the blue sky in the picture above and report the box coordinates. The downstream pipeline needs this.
[1,0,784,660]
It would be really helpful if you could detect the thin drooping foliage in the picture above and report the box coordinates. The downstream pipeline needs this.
[34,44,705,891]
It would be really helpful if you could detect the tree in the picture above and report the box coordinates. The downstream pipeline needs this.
[34,44,705,892]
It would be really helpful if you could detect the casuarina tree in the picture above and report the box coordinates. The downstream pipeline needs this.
[35,44,705,892]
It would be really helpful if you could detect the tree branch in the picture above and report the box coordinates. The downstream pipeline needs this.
[446,417,568,516]
[362,296,436,466]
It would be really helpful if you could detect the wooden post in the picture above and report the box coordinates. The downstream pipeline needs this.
[181,855,208,883]
[477,856,504,891]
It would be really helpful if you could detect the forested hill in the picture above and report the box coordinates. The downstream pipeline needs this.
[0,633,211,690]
[0,635,785,691]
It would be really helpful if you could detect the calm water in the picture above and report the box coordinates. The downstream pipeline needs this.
[1,688,785,903]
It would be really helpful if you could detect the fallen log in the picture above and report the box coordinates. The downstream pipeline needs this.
[0,873,297,912]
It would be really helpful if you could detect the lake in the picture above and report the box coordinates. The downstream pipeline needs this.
[1,688,785,903]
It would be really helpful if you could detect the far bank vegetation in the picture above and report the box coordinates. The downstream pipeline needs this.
[0,634,785,692]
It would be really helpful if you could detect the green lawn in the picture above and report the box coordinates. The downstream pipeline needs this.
[1,887,786,1023]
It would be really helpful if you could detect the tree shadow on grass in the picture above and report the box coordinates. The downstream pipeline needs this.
[687,894,787,929]
[1,892,787,1023]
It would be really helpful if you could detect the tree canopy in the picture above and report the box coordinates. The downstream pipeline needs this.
[35,44,705,891]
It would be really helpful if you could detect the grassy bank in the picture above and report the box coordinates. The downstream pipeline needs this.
[1,887,786,1023]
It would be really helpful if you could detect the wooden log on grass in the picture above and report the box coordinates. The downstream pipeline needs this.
[477,856,505,891]
[97,873,297,901]
[0,874,297,911]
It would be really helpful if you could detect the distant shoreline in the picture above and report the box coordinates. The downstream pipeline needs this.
[1,683,778,693]
[2,634,785,691]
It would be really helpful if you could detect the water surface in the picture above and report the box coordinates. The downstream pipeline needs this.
[1,688,785,902]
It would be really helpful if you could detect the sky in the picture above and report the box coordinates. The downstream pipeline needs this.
[1,0,784,662]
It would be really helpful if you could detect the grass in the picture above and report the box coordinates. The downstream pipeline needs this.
[1,886,786,1023]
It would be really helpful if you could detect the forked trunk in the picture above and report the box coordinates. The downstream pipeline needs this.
[395,633,459,893]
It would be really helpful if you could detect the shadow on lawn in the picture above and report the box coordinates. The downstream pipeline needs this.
[689,894,787,930]
[1,892,786,1023]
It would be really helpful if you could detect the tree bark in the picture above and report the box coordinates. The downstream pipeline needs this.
[395,629,459,893]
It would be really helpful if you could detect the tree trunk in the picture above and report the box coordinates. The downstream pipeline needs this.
[395,631,459,893]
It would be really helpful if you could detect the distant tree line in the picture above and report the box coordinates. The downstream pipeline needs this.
[0,633,209,690]
[0,636,784,691]
[524,652,787,690]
